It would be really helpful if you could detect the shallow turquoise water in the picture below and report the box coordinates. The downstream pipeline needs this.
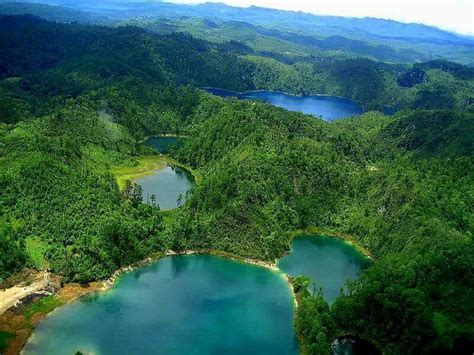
[145,136,183,154]
[204,88,363,121]
[278,235,371,303]
[23,237,371,354]
[135,165,194,210]
[23,255,298,355]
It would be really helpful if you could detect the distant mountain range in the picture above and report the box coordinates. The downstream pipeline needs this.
[1,0,473,65]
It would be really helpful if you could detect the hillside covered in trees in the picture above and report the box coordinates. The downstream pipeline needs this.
[2,0,473,65]
[0,14,473,355]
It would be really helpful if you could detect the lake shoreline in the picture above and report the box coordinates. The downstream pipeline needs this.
[2,227,371,354]
[288,226,374,260]
[201,87,363,104]
[112,154,201,191]
[203,87,364,121]
[0,281,105,355]
[101,249,283,291]
[8,249,297,354]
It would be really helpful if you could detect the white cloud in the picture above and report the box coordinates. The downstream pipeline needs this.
[167,0,474,35]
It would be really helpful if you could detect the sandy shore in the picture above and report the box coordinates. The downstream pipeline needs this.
[0,280,103,355]
[0,272,51,316]
[40,249,280,302]
[0,249,283,318]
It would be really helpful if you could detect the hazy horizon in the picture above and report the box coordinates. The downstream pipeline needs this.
[166,0,474,36]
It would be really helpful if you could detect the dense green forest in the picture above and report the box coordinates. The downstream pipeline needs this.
[1,15,473,115]
[0,14,473,354]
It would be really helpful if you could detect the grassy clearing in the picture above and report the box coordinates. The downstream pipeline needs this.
[112,155,168,190]
[112,155,201,190]
[25,237,49,270]
[23,296,65,321]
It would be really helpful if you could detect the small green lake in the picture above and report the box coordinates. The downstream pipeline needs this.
[145,136,183,154]
[136,165,194,210]
[278,235,371,303]
[23,255,298,355]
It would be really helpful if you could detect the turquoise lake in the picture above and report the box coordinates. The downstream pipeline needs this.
[145,136,183,154]
[23,236,372,354]
[135,165,194,210]
[204,88,363,121]
[278,235,371,303]
[23,255,298,355]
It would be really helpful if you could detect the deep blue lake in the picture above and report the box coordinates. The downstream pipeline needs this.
[204,88,363,121]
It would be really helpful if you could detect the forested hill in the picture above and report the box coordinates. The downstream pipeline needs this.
[0,15,254,92]
[0,2,108,24]
[1,0,473,65]
[0,15,473,354]
[2,0,472,45]
[1,15,473,115]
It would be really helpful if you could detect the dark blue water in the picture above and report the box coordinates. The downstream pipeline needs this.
[204,88,363,121]
[23,255,298,355]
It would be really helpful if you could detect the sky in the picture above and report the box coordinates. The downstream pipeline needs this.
[167,0,474,35]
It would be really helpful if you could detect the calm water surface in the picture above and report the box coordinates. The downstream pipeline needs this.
[23,255,298,355]
[23,237,372,354]
[145,136,183,154]
[136,165,194,210]
[204,88,363,121]
[278,235,371,303]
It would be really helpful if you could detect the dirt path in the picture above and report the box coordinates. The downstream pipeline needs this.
[0,272,50,315]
